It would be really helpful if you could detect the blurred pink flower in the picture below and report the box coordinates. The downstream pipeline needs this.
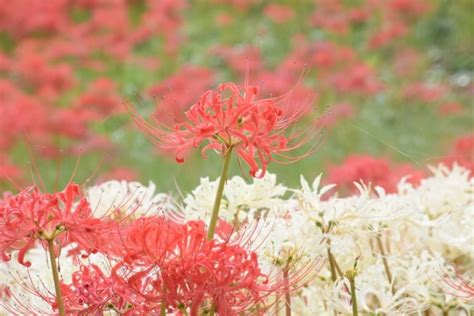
[331,64,383,95]
[404,82,448,103]
[264,4,295,24]
[212,45,263,75]
[0,156,22,182]
[443,134,474,174]
[149,66,215,122]
[76,78,122,116]
[389,0,431,18]
[369,22,408,49]
[438,102,463,116]
[327,154,424,194]
[215,12,234,26]
[318,103,354,129]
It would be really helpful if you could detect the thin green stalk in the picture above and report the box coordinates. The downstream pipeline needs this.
[327,248,337,282]
[207,147,233,316]
[347,272,358,316]
[207,146,233,240]
[328,248,344,281]
[47,239,65,316]
[333,256,344,278]
[161,285,167,316]
[376,235,393,285]
[178,305,189,316]
[208,304,216,316]
[283,265,291,316]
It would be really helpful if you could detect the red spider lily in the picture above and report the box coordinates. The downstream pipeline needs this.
[60,264,141,315]
[0,183,112,267]
[130,81,317,177]
[1,260,141,315]
[108,217,303,315]
[160,220,271,315]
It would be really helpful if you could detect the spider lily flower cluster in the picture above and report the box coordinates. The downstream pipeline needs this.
[0,183,296,315]
[0,165,473,315]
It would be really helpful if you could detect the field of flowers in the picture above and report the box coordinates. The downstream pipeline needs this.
[0,0,473,315]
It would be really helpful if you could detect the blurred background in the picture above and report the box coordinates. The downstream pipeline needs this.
[0,0,472,195]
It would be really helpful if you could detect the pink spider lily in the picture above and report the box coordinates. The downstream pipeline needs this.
[0,183,112,267]
[129,81,318,178]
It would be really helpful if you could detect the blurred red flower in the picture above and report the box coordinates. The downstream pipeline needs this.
[264,4,295,24]
[327,154,424,194]
[443,134,474,174]
[149,66,215,122]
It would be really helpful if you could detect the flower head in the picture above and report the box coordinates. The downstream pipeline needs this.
[130,81,317,177]
[110,216,299,315]
[0,183,112,267]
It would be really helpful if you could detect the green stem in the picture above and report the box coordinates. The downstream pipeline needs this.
[47,239,65,316]
[328,250,344,278]
[161,285,167,316]
[283,265,291,316]
[348,274,358,316]
[376,235,393,286]
[178,305,189,316]
[207,146,233,240]
[327,248,337,282]
[333,256,344,278]
[208,304,216,316]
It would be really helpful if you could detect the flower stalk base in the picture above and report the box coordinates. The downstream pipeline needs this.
[47,239,65,316]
